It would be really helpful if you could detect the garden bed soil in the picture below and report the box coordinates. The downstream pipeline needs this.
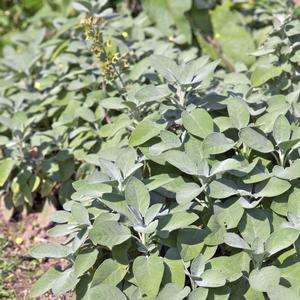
[0,204,72,299]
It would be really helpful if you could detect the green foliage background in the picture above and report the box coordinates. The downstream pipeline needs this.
[1,0,300,299]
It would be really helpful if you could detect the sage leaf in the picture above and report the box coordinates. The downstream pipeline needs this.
[182,109,213,139]
[133,255,164,297]
[89,221,131,249]
[240,127,274,153]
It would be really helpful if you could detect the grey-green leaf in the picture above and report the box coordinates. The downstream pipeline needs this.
[177,228,208,261]
[129,119,165,147]
[74,249,99,277]
[273,114,291,144]
[133,255,164,297]
[71,202,90,225]
[31,243,72,259]
[251,65,283,87]
[150,55,179,82]
[273,160,300,180]
[76,107,96,122]
[165,150,198,175]
[125,177,150,216]
[160,130,181,147]
[224,232,250,250]
[267,285,300,300]
[254,177,291,198]
[176,182,203,204]
[158,211,199,233]
[191,254,206,278]
[92,258,127,287]
[116,147,140,179]
[30,267,61,297]
[240,127,274,153]
[0,159,15,187]
[51,268,79,295]
[196,269,227,288]
[249,266,281,292]
[88,284,127,300]
[208,179,237,199]
[157,284,190,300]
[182,109,213,139]
[135,84,171,102]
[227,98,250,129]
[203,133,235,155]
[239,209,270,244]
[89,221,131,249]
[188,288,209,300]
[265,228,299,256]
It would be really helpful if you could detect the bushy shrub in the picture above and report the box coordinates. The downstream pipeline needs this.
[0,0,183,216]
[29,8,300,299]
[2,0,297,216]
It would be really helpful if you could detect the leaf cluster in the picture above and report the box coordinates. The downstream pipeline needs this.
[29,5,300,300]
[1,0,300,299]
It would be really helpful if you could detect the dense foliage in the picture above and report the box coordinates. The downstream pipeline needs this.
[2,0,300,299]
[0,0,193,217]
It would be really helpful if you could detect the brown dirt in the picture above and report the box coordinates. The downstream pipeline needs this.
[0,203,72,300]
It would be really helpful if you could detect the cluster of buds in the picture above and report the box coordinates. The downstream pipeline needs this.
[102,51,130,82]
[80,16,129,83]
[80,16,104,41]
[80,16,105,58]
